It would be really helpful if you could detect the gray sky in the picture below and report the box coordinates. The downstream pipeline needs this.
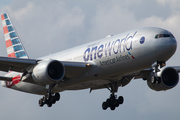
[0,0,180,119]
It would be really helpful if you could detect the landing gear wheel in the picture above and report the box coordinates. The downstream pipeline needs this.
[110,105,115,110]
[102,94,124,110]
[47,102,52,107]
[118,96,124,104]
[102,102,107,110]
[115,99,119,107]
[39,98,44,107]
[51,97,56,104]
[106,99,110,107]
[55,93,60,101]
[102,82,125,110]
[39,91,61,107]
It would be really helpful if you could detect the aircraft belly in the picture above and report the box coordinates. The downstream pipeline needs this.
[11,82,63,95]
[57,79,110,90]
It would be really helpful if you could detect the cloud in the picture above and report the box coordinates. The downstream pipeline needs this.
[1,2,34,21]
[156,0,180,6]
[0,1,85,58]
[0,0,180,120]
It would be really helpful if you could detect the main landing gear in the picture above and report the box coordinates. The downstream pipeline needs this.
[102,94,124,110]
[38,85,60,107]
[39,92,60,107]
[102,82,124,110]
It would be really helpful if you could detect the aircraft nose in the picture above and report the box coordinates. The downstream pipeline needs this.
[164,37,177,53]
[153,37,177,61]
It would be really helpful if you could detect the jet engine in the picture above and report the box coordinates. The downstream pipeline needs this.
[32,60,65,85]
[147,67,179,91]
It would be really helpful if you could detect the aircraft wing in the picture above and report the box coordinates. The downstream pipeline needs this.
[0,56,38,72]
[90,66,180,92]
[0,56,93,83]
[0,56,91,72]
[134,66,180,80]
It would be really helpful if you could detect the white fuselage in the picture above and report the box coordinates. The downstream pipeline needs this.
[2,27,177,95]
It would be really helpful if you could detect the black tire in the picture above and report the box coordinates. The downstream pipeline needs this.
[110,105,115,110]
[115,99,119,107]
[102,102,107,110]
[118,96,124,104]
[47,102,52,107]
[106,99,110,107]
[51,97,56,104]
[110,95,115,104]
[55,93,60,101]
[39,98,44,107]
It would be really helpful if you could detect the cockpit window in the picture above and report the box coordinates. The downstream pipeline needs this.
[170,34,175,38]
[155,34,175,39]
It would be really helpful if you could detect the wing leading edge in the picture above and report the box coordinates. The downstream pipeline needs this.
[0,56,93,71]
[0,56,94,83]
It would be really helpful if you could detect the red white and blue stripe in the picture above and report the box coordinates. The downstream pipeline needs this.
[1,13,28,58]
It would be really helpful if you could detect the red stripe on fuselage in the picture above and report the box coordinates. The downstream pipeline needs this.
[6,75,21,88]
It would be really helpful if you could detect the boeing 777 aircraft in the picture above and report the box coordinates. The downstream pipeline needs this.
[0,13,179,110]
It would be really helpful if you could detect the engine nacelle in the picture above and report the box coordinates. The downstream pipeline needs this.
[147,67,179,91]
[32,60,65,85]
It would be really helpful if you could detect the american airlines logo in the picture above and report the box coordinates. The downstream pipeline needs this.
[83,31,137,62]
[99,54,131,66]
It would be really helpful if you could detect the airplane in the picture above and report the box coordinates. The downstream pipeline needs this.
[0,13,179,111]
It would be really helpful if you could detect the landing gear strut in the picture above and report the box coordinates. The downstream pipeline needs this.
[102,82,124,110]
[151,61,166,84]
[38,85,60,107]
